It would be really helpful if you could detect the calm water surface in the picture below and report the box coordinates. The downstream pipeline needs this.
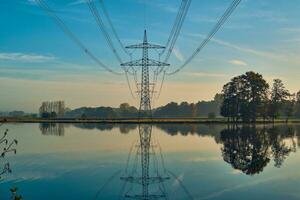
[1,123,300,199]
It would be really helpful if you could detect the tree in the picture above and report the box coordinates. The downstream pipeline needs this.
[241,72,269,122]
[268,79,290,121]
[208,112,216,119]
[119,103,138,118]
[295,91,300,118]
[220,71,269,122]
[283,93,296,122]
[39,101,65,118]
[220,76,243,122]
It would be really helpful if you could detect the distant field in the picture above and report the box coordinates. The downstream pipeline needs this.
[2,117,300,124]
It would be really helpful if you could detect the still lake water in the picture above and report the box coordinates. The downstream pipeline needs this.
[1,123,300,199]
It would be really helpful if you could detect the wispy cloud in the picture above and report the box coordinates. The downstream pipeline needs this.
[173,47,184,62]
[187,72,227,78]
[186,32,288,61]
[280,27,300,33]
[0,53,56,62]
[229,59,247,66]
[68,0,86,6]
[141,1,179,13]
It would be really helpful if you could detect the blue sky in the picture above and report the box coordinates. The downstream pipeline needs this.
[1,0,300,112]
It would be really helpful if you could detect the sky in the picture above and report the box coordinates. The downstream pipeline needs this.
[1,0,300,112]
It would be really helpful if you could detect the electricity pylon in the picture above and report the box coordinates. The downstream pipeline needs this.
[121,30,170,117]
[120,30,170,199]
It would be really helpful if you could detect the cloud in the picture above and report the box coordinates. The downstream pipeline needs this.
[187,72,227,78]
[140,1,179,13]
[173,47,184,62]
[229,59,247,66]
[26,0,37,5]
[280,27,300,33]
[0,53,56,62]
[68,0,86,6]
[186,32,297,62]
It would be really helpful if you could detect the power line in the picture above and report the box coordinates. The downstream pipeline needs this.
[99,0,131,56]
[159,0,187,57]
[85,0,123,63]
[85,0,140,98]
[166,0,241,75]
[163,0,191,63]
[35,0,123,75]
[155,0,241,100]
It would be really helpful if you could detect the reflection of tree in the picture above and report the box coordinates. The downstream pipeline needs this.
[10,187,23,200]
[39,123,64,136]
[268,126,296,168]
[74,123,137,134]
[220,126,270,175]
[156,124,224,139]
[219,125,298,175]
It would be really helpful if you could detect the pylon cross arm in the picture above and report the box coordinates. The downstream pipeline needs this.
[126,43,165,49]
[121,59,170,67]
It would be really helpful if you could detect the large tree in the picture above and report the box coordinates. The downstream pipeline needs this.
[220,71,269,122]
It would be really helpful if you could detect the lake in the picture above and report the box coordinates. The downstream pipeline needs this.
[1,123,300,200]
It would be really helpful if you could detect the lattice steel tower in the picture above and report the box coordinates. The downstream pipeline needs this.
[121,30,169,116]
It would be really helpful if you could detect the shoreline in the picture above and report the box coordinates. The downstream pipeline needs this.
[2,118,300,124]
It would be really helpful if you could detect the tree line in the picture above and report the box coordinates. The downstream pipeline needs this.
[220,71,300,122]
[63,99,223,119]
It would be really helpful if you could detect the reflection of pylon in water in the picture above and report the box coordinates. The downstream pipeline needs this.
[120,124,170,199]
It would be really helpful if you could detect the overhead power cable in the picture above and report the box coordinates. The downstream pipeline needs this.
[164,0,191,63]
[85,0,138,98]
[155,0,241,99]
[99,0,131,56]
[166,0,241,75]
[159,0,187,57]
[85,0,123,63]
[35,0,123,75]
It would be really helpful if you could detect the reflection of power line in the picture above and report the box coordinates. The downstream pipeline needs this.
[93,170,122,200]
[120,124,170,199]
[167,170,194,200]
[92,124,195,199]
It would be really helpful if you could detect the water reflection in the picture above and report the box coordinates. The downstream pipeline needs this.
[39,123,65,136]
[74,123,138,134]
[119,124,170,199]
[53,123,300,176]
[219,125,298,175]
[2,123,300,199]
